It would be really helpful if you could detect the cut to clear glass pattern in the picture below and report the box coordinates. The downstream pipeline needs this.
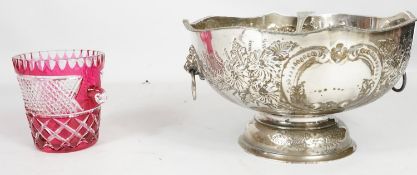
[27,108,100,153]
[12,50,105,153]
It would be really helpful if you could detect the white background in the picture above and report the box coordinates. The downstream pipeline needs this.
[0,0,416,175]
[1,0,417,83]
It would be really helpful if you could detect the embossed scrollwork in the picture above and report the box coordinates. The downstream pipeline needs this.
[194,38,401,115]
[186,19,414,115]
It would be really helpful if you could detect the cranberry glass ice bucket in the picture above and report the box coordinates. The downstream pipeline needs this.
[12,50,106,153]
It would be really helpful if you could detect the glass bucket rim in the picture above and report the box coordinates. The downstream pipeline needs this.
[12,49,105,62]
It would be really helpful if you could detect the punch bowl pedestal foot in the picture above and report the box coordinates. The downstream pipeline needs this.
[239,113,356,162]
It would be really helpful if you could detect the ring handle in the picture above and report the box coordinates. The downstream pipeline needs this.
[184,45,205,100]
[392,73,407,92]
[88,86,107,104]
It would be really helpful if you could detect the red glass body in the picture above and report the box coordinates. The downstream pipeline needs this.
[13,50,105,153]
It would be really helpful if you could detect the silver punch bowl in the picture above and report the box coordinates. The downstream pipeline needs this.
[183,12,416,162]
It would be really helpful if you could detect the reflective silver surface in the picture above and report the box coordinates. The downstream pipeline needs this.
[184,12,416,162]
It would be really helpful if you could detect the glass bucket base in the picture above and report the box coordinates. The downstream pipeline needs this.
[239,113,356,163]
[27,108,101,153]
